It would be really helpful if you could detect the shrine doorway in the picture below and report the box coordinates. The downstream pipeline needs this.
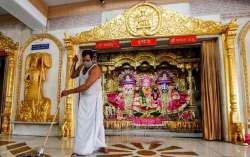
[80,42,203,137]
[63,3,238,141]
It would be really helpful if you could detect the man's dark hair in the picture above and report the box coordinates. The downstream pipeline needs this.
[81,49,96,60]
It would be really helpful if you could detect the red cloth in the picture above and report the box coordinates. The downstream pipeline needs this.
[245,133,250,144]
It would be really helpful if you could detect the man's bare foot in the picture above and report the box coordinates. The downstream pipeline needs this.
[98,147,109,153]
[71,153,85,157]
[71,153,77,157]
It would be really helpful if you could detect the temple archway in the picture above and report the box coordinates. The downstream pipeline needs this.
[63,2,241,143]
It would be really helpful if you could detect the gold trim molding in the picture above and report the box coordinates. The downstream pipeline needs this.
[16,34,64,123]
[0,32,18,134]
[223,19,245,142]
[0,33,18,51]
[66,2,227,44]
[239,21,250,125]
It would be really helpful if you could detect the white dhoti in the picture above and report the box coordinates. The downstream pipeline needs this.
[74,64,106,155]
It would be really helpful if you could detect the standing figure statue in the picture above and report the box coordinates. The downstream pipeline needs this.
[17,53,52,122]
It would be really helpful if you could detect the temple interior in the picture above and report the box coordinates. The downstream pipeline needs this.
[0,0,250,157]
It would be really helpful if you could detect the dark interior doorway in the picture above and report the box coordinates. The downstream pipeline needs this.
[0,56,6,133]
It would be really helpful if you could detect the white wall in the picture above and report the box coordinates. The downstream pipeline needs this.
[0,20,31,45]
[161,3,190,16]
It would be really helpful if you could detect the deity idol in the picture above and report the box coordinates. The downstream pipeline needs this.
[107,92,125,111]
[119,72,136,114]
[156,72,171,93]
[167,88,189,113]
[151,87,162,111]
[131,91,142,112]
[140,75,153,97]
[17,53,52,122]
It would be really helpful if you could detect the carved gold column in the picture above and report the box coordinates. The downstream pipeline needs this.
[223,20,243,141]
[0,33,18,134]
[2,51,17,134]
[239,22,250,124]
[61,36,75,137]
[186,63,195,110]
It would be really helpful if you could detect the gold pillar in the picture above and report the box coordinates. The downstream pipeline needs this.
[0,33,18,134]
[186,63,196,112]
[239,22,250,124]
[223,20,243,141]
[2,52,17,134]
[187,65,193,107]
[61,36,75,137]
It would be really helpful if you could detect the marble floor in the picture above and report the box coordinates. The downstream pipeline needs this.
[0,135,249,157]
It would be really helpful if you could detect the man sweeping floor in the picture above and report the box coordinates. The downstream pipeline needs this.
[61,50,108,157]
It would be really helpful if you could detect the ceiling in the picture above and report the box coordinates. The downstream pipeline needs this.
[0,6,7,15]
[42,0,91,6]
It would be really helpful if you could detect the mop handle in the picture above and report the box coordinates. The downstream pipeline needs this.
[42,106,60,149]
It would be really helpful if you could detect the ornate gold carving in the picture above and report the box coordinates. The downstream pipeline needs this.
[125,3,162,36]
[113,55,136,68]
[104,120,131,129]
[68,2,227,44]
[0,32,18,134]
[104,51,199,69]
[135,53,155,67]
[239,21,250,124]
[63,3,242,143]
[16,53,52,122]
[0,32,18,51]
[61,36,75,137]
[231,123,247,145]
[16,34,64,124]
[105,66,116,92]
[223,19,244,142]
[61,117,72,137]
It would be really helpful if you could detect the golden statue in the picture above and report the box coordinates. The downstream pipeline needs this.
[17,53,52,122]
[231,123,248,145]
[105,69,115,92]
[2,116,11,133]
[61,120,72,137]
[178,78,187,91]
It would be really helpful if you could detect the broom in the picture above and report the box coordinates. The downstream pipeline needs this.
[21,105,60,157]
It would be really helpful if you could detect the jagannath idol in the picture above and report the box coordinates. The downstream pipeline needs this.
[104,58,198,131]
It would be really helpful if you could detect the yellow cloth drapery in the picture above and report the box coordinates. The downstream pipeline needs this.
[201,40,222,140]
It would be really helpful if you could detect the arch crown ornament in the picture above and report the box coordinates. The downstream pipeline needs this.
[66,2,227,44]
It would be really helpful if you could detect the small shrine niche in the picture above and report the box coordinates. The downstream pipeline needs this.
[99,48,201,132]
